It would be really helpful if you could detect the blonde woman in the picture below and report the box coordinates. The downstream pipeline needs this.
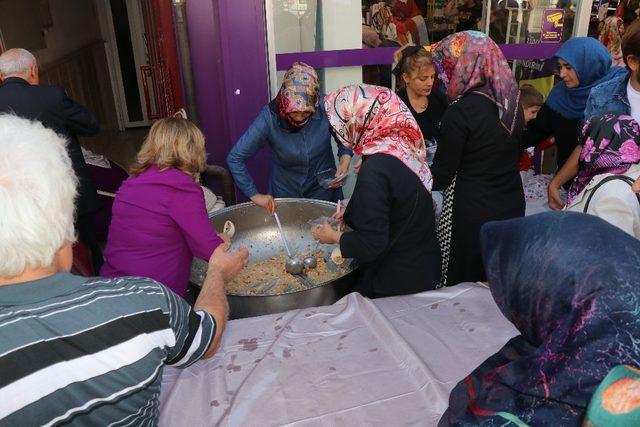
[101,117,227,298]
[394,46,448,144]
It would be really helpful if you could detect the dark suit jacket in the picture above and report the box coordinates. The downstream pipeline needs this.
[0,77,100,214]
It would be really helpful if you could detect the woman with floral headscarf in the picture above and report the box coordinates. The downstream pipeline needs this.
[227,62,352,214]
[599,16,626,66]
[565,113,640,238]
[428,31,525,287]
[312,84,441,298]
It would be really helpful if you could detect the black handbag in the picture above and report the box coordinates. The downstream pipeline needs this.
[583,175,640,213]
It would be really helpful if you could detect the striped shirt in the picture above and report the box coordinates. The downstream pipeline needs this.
[0,273,215,426]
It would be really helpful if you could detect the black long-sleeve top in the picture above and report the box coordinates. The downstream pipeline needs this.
[340,153,440,297]
[431,94,524,212]
[397,89,448,141]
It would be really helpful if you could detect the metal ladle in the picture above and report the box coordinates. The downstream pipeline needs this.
[304,200,341,269]
[273,212,304,275]
[303,241,321,269]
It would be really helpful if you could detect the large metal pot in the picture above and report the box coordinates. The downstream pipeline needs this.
[190,199,357,319]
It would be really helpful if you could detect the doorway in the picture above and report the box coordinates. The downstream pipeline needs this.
[96,0,154,129]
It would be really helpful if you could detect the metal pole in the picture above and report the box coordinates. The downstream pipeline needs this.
[172,0,199,124]
[484,0,492,35]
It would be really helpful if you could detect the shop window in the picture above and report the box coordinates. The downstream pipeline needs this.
[269,0,581,93]
[270,0,362,93]
[362,0,579,47]
[490,0,577,45]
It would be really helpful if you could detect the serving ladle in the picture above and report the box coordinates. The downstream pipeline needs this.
[303,241,321,269]
[273,212,304,275]
[304,200,341,269]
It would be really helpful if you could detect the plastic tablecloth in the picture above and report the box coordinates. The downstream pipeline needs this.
[158,283,519,426]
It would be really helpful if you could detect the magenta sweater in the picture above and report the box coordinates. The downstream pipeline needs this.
[100,166,223,297]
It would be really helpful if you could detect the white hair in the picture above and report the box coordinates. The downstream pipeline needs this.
[0,48,37,76]
[0,114,77,277]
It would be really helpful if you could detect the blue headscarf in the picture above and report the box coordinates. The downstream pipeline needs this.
[546,37,627,120]
[439,212,640,426]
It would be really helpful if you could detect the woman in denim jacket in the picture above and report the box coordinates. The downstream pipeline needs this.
[227,62,351,214]
[547,21,640,209]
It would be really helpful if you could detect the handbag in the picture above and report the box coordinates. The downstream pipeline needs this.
[583,175,640,213]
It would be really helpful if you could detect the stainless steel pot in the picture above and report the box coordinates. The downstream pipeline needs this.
[190,198,357,319]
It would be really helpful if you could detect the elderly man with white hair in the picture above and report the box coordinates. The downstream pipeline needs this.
[0,48,103,271]
[0,114,248,424]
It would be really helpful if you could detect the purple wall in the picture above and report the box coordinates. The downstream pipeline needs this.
[185,0,229,165]
[187,0,271,201]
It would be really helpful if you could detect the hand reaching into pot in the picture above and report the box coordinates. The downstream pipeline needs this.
[311,221,342,245]
[251,193,276,215]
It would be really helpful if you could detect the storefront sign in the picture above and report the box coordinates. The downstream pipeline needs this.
[541,9,565,43]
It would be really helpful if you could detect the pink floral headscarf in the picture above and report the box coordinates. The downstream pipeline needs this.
[426,31,520,134]
[567,113,640,204]
[274,62,320,127]
[324,84,432,192]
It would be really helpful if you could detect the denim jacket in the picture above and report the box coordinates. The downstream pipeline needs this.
[227,97,351,200]
[584,71,631,120]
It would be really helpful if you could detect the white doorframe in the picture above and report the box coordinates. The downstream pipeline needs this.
[126,0,152,124]
[573,0,593,37]
[95,0,126,130]
[0,28,5,53]
[265,0,279,97]
[94,0,151,129]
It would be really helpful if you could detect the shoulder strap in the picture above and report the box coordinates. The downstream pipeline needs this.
[583,175,640,213]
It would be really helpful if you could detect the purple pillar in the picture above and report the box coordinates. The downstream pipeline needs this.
[186,0,271,201]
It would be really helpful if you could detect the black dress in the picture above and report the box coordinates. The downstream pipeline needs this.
[521,103,581,172]
[340,154,441,298]
[431,94,525,286]
[397,89,448,141]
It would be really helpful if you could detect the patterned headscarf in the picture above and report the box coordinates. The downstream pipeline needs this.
[426,31,520,134]
[370,4,393,32]
[274,62,320,128]
[440,212,640,426]
[567,113,640,204]
[599,17,625,67]
[324,84,432,192]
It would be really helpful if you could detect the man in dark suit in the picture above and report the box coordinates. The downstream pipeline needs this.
[0,48,103,271]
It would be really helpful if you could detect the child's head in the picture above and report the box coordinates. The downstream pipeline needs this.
[520,84,544,125]
[130,117,207,181]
